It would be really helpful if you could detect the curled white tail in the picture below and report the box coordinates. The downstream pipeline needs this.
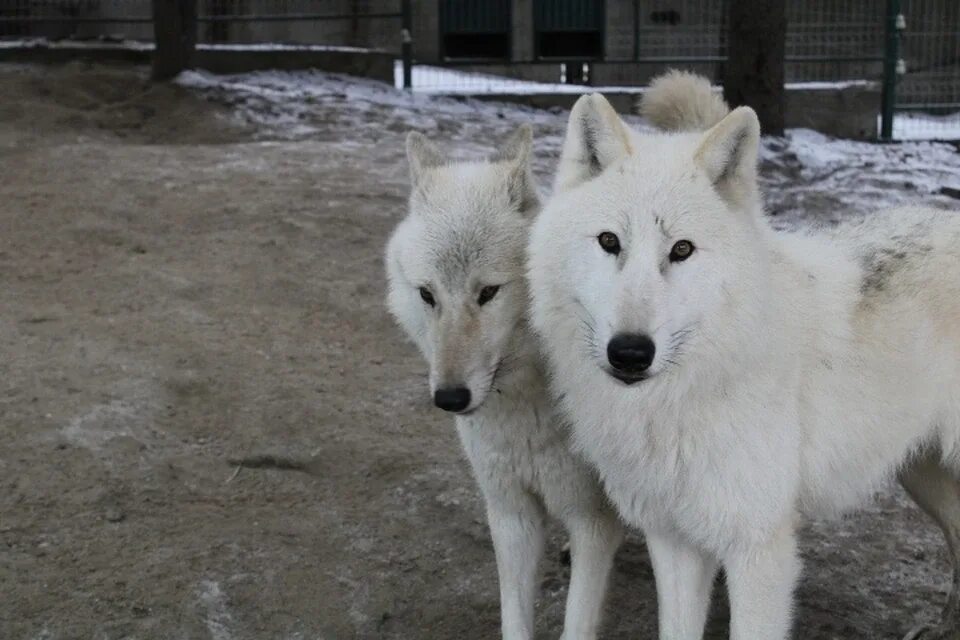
[639,70,730,132]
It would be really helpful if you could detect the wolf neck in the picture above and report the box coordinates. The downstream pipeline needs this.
[462,323,550,425]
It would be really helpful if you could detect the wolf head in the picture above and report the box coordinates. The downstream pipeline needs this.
[386,125,540,414]
[528,92,771,389]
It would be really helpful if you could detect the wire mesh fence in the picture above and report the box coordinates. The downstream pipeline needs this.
[0,1,957,140]
[784,0,884,83]
[408,1,888,91]
[894,0,960,139]
[197,0,402,48]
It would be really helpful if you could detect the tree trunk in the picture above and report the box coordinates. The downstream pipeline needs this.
[152,0,197,81]
[723,0,786,136]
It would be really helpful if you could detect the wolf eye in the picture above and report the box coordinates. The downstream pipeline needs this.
[598,232,620,255]
[669,240,695,262]
[419,287,435,307]
[478,285,500,306]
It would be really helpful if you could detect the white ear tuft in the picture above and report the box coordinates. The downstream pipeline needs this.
[494,124,539,214]
[491,123,533,164]
[554,93,633,192]
[406,132,446,185]
[693,106,761,208]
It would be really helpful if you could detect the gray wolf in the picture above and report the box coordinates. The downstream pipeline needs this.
[386,125,623,640]
[527,71,960,640]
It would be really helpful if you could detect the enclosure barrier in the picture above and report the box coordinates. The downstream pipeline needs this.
[0,0,412,84]
[0,1,957,140]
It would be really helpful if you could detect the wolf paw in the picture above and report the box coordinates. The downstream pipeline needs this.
[904,624,960,640]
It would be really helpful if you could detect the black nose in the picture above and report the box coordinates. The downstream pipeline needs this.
[607,333,656,372]
[434,387,472,413]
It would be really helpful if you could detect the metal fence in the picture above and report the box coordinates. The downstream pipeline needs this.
[408,0,958,141]
[0,1,957,140]
[892,0,960,140]
[409,2,887,88]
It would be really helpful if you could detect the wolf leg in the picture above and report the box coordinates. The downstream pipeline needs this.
[646,530,719,640]
[900,453,960,640]
[487,493,546,640]
[724,524,800,640]
[559,512,624,640]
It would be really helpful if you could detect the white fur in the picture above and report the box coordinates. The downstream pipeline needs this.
[638,69,730,132]
[386,126,623,640]
[528,87,960,639]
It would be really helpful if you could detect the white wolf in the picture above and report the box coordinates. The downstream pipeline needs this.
[527,70,960,640]
[385,125,623,640]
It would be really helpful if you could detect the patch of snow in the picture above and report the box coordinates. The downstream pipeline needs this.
[177,67,960,227]
[395,62,647,95]
[61,400,139,450]
[175,67,568,148]
[785,80,877,91]
[197,43,375,53]
[0,37,153,51]
[198,580,235,640]
[0,38,380,53]
[886,111,960,141]
[395,63,879,96]
[761,128,960,225]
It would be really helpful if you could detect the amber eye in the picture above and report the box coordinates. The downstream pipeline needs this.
[419,287,435,307]
[478,285,500,306]
[669,240,695,262]
[598,232,621,255]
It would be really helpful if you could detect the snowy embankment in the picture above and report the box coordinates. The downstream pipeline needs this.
[177,67,960,226]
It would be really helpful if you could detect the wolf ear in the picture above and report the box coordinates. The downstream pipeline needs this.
[693,106,761,209]
[406,132,446,186]
[492,124,539,214]
[491,123,533,164]
[554,93,633,192]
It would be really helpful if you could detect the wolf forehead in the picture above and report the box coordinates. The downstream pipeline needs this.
[554,168,710,230]
[397,209,527,287]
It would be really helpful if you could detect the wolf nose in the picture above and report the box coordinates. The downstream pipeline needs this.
[607,333,656,372]
[434,387,472,413]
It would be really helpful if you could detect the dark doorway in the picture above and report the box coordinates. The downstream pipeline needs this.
[534,0,604,59]
[440,0,511,60]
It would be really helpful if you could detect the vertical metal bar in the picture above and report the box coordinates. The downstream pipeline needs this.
[633,0,640,61]
[152,0,198,81]
[880,0,902,140]
[401,0,412,90]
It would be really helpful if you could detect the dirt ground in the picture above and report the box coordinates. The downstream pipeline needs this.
[1,61,958,640]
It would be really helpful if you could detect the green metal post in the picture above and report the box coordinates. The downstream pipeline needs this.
[880,0,902,140]
[401,0,412,90]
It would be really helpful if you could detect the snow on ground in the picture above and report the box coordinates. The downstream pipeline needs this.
[394,62,879,96]
[179,68,960,225]
[0,38,371,53]
[393,62,648,95]
[888,111,960,141]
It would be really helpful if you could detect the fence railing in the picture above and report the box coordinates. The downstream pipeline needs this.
[0,1,957,141]
[411,0,957,141]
